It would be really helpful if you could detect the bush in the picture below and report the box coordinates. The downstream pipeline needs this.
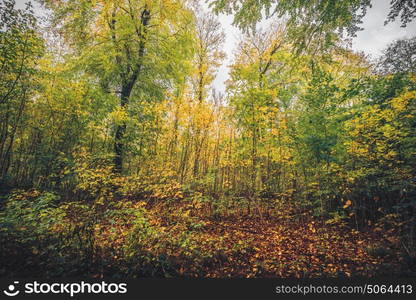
[0,189,99,277]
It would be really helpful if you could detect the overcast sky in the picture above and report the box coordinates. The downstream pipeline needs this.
[15,0,416,93]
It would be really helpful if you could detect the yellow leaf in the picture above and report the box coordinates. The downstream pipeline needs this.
[343,200,352,209]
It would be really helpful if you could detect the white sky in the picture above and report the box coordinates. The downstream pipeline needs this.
[15,0,416,93]
[351,0,416,56]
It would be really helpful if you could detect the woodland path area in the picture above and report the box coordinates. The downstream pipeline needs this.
[115,203,409,278]
[2,195,411,279]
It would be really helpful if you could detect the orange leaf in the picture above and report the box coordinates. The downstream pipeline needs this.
[343,200,352,209]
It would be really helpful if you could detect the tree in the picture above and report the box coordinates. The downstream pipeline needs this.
[377,36,416,75]
[385,0,416,27]
[191,9,225,103]
[210,0,416,53]
[42,0,195,173]
[0,0,44,185]
[226,24,297,210]
[189,9,225,178]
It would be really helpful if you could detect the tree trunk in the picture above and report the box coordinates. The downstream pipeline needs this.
[113,82,131,173]
[112,8,150,173]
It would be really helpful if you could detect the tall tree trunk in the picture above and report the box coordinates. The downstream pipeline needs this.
[113,82,131,173]
[112,8,150,173]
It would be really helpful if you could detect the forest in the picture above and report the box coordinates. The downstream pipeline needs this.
[0,0,415,278]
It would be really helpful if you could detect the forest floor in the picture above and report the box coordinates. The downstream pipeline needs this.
[91,200,411,278]
[1,196,413,278]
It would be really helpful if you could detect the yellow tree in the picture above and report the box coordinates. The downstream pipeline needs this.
[42,0,195,173]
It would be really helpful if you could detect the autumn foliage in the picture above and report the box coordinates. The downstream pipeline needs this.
[0,0,415,278]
